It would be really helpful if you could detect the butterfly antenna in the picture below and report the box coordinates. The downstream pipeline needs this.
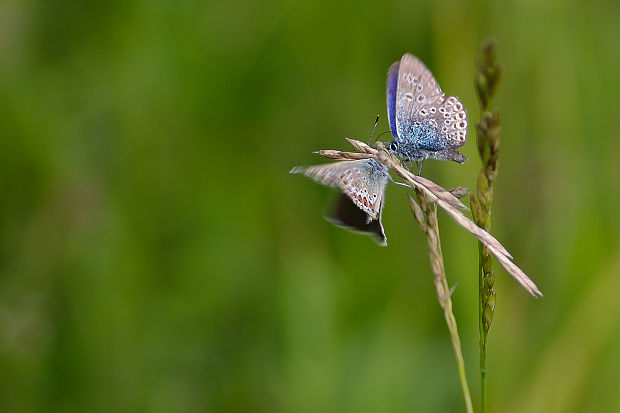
[375,130,393,140]
[368,114,380,145]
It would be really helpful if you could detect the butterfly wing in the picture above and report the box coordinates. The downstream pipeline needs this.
[394,53,467,151]
[395,53,443,144]
[327,192,387,246]
[290,159,389,221]
[413,94,468,150]
[386,61,400,139]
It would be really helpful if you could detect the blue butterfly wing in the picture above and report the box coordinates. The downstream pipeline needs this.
[386,61,399,140]
[395,54,444,149]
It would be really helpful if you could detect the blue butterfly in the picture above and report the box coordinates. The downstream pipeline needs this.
[386,53,468,165]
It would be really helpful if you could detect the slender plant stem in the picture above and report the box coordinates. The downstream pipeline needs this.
[472,38,502,413]
[479,242,488,413]
[411,191,474,413]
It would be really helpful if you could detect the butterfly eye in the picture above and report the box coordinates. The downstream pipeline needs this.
[389,142,398,151]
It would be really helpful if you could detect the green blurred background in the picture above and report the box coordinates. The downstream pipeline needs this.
[1,0,619,412]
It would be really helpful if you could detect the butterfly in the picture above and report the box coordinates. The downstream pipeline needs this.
[386,53,468,166]
[290,158,390,245]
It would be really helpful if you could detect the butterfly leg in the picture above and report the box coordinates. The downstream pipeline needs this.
[400,161,411,172]
[415,161,424,175]
[391,180,410,188]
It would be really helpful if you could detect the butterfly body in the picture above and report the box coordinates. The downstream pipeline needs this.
[386,54,468,164]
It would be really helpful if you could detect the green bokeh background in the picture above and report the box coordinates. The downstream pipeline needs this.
[1,0,619,412]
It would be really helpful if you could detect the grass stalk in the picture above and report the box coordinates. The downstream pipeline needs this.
[471,38,502,413]
[410,190,474,413]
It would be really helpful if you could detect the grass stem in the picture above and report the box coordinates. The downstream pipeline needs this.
[472,38,502,413]
[410,191,474,413]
